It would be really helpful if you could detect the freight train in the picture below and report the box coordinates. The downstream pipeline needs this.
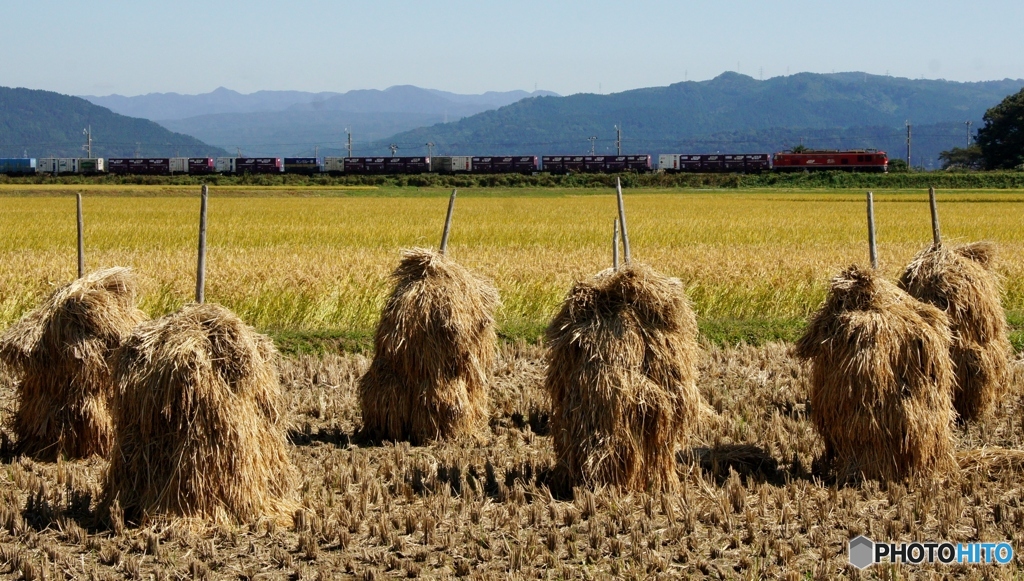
[0,149,888,176]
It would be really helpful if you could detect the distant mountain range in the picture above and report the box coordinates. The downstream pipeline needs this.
[0,87,226,158]
[82,86,558,156]
[371,72,1024,168]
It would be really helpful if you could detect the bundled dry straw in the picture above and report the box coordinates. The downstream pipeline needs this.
[0,267,146,460]
[544,263,706,492]
[359,248,499,444]
[103,302,296,525]
[796,265,956,481]
[899,242,1011,421]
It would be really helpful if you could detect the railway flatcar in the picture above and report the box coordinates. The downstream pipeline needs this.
[283,157,320,175]
[470,156,538,174]
[344,157,429,174]
[659,153,771,173]
[772,150,888,172]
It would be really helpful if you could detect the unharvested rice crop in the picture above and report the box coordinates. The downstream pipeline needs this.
[0,267,145,460]
[796,265,957,481]
[900,241,1012,421]
[359,248,499,443]
[103,302,296,525]
[544,263,707,491]
[2,189,1023,345]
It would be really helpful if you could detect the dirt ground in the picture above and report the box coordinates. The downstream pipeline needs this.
[0,341,1022,580]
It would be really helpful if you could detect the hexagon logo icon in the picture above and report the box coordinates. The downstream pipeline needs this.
[849,536,874,569]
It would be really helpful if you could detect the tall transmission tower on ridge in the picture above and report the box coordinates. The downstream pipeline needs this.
[588,136,597,155]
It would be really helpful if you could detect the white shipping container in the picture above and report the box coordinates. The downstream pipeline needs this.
[215,157,236,173]
[170,157,189,173]
[322,157,345,173]
[658,154,680,171]
[37,158,58,173]
[432,156,472,173]
[57,158,77,173]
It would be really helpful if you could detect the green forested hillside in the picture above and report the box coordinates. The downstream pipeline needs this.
[0,87,227,158]
[375,72,1024,168]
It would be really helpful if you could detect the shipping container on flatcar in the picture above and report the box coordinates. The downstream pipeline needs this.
[700,154,724,172]
[432,156,472,173]
[147,158,171,175]
[322,157,346,175]
[541,155,586,174]
[743,154,771,173]
[772,150,888,172]
[38,158,78,174]
[383,156,430,174]
[622,155,651,172]
[232,157,280,174]
[511,156,538,173]
[344,157,385,174]
[283,157,320,175]
[215,157,236,173]
[187,158,215,174]
[723,154,746,172]
[0,158,36,175]
[470,157,495,173]
[169,158,188,174]
[106,158,130,174]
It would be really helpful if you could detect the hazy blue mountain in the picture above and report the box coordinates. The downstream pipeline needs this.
[374,72,1024,168]
[159,110,452,158]
[81,87,343,120]
[0,86,226,158]
[83,85,558,156]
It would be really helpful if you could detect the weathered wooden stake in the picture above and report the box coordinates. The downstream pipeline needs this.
[196,184,208,304]
[76,192,84,278]
[613,218,620,270]
[439,189,457,254]
[928,186,941,246]
[616,178,631,264]
[867,191,878,269]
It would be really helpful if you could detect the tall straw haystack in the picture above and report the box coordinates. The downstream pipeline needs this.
[796,265,956,481]
[103,302,296,525]
[544,263,707,492]
[0,267,146,460]
[359,248,499,444]
[899,242,1011,421]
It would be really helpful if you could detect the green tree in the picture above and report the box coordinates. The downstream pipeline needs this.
[938,144,985,170]
[976,88,1024,170]
[888,158,909,172]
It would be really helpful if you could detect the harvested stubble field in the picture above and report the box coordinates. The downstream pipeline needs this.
[1,186,1024,579]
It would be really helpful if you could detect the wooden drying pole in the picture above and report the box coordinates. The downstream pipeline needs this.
[616,178,631,264]
[439,189,457,254]
[76,192,84,278]
[612,218,620,270]
[196,184,208,304]
[928,186,941,246]
[867,191,878,269]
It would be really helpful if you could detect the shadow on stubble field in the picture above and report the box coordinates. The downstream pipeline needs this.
[0,343,1022,579]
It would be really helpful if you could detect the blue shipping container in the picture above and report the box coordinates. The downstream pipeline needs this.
[0,158,37,174]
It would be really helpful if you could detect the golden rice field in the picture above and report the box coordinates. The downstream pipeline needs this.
[2,185,1024,348]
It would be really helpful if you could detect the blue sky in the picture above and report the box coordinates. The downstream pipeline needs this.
[5,0,1023,97]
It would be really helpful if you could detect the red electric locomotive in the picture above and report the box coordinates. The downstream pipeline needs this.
[772,150,888,172]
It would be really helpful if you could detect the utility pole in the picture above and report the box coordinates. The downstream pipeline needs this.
[82,126,92,158]
[236,147,242,157]
[905,121,912,168]
[389,143,398,157]
[965,121,972,147]
[615,125,621,155]
[135,142,141,157]
[588,136,597,155]
[426,142,434,158]
[314,145,319,159]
